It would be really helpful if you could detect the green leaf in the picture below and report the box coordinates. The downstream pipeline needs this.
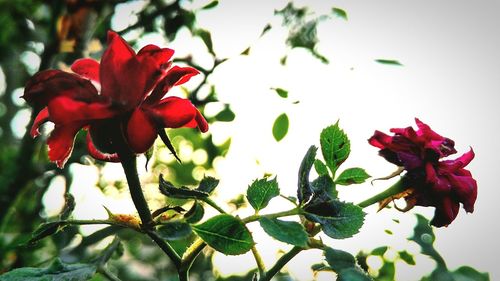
[398,250,416,265]
[375,59,403,66]
[260,23,272,37]
[324,247,356,273]
[214,104,235,122]
[0,258,96,281]
[371,246,388,256]
[272,113,289,141]
[29,221,67,245]
[320,122,350,176]
[247,177,280,212]
[259,217,308,247]
[335,168,370,185]
[450,266,490,281]
[311,175,338,200]
[314,159,329,176]
[157,222,192,240]
[194,28,215,55]
[192,214,254,255]
[337,268,373,281]
[159,175,209,199]
[201,0,219,10]
[297,145,317,204]
[332,7,348,20]
[305,200,365,239]
[185,201,205,224]
[198,176,219,194]
[272,87,288,98]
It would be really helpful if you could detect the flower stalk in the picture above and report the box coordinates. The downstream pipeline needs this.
[357,179,407,209]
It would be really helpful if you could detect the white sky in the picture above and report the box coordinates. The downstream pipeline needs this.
[12,0,500,280]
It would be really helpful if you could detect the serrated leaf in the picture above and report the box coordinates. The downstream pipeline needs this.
[272,113,289,141]
[305,200,365,239]
[314,159,329,176]
[324,247,356,273]
[332,7,348,20]
[0,258,96,281]
[272,87,288,98]
[375,59,403,66]
[335,168,370,185]
[247,177,280,212]
[311,175,338,200]
[259,217,308,247]
[214,104,235,122]
[297,145,317,204]
[157,222,192,240]
[201,0,218,10]
[198,176,219,194]
[195,28,215,55]
[159,175,209,199]
[320,122,350,176]
[192,214,253,255]
[337,267,373,281]
[398,250,416,265]
[185,201,205,224]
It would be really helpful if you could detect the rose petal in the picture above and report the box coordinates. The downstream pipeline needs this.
[431,196,460,227]
[47,123,84,168]
[31,107,50,137]
[71,58,100,82]
[145,66,199,105]
[126,109,158,153]
[47,96,116,124]
[145,96,203,129]
[86,132,120,162]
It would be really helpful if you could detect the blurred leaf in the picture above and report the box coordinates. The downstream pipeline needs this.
[192,214,253,255]
[305,200,364,239]
[60,193,75,220]
[271,87,288,98]
[260,23,272,37]
[324,247,356,273]
[280,55,288,65]
[145,145,155,169]
[214,104,235,122]
[371,246,388,256]
[185,201,205,224]
[314,159,329,176]
[0,258,96,281]
[450,266,490,281]
[157,222,192,241]
[399,250,416,265]
[375,59,403,66]
[337,268,373,281]
[311,263,329,272]
[297,145,317,204]
[320,121,350,176]
[195,28,215,55]
[241,47,250,55]
[201,0,219,10]
[272,113,289,142]
[247,177,279,212]
[259,217,308,247]
[332,7,348,20]
[378,262,396,281]
[29,221,67,245]
[335,168,370,185]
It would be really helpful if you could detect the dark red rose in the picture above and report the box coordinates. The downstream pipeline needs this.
[23,31,208,168]
[369,118,477,227]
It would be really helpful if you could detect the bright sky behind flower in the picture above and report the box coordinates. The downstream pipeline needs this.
[4,0,499,280]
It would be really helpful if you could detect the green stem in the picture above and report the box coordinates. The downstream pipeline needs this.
[201,198,227,214]
[357,179,407,209]
[259,246,302,281]
[242,208,303,224]
[252,246,266,277]
[146,230,181,269]
[179,238,206,279]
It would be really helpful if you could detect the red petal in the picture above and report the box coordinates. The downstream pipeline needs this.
[126,109,158,153]
[47,96,116,124]
[137,44,174,70]
[145,96,201,128]
[47,123,83,168]
[145,66,199,105]
[431,197,460,227]
[368,130,392,149]
[31,107,50,137]
[86,132,120,162]
[71,58,100,82]
[23,70,98,107]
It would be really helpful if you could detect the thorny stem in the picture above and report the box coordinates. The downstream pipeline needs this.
[357,179,406,209]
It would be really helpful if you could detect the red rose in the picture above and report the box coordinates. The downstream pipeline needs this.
[369,118,477,227]
[23,31,208,168]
